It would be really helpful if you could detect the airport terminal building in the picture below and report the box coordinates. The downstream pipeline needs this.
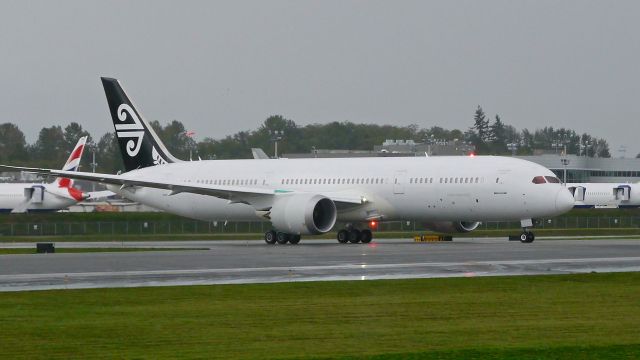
[284,140,640,184]
[516,154,640,184]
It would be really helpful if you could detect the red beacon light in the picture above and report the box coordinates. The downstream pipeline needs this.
[469,152,476,157]
[369,220,378,230]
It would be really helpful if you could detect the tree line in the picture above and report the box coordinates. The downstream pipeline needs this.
[0,106,617,174]
[467,106,611,158]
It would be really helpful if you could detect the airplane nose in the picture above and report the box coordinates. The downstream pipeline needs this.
[555,188,575,213]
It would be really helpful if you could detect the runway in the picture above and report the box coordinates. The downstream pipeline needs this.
[1,238,640,292]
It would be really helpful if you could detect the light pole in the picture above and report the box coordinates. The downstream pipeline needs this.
[580,140,592,157]
[561,157,570,184]
[89,145,98,192]
[270,130,284,158]
[424,135,435,156]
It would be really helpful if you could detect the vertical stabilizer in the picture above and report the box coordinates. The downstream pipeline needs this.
[56,136,87,188]
[101,77,180,171]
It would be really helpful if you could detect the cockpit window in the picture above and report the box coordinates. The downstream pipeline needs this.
[545,176,561,183]
[532,176,546,184]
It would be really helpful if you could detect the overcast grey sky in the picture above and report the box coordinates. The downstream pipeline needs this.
[1,0,639,156]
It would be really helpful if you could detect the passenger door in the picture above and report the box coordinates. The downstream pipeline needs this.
[393,170,407,194]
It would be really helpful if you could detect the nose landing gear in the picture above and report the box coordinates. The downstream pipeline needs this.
[519,231,535,243]
[519,219,535,243]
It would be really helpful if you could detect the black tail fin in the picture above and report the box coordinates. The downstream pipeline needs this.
[101,77,179,171]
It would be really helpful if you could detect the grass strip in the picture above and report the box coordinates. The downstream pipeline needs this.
[0,273,639,359]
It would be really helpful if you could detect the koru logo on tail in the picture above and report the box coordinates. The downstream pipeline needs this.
[152,146,167,165]
[115,104,145,157]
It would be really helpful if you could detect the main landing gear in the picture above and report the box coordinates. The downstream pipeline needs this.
[264,230,301,245]
[264,226,374,245]
[336,228,373,244]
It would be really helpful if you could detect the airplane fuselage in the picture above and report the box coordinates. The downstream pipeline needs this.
[0,183,79,213]
[568,182,640,208]
[112,156,574,224]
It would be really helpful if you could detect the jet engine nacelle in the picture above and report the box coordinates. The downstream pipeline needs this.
[423,221,481,234]
[270,194,337,235]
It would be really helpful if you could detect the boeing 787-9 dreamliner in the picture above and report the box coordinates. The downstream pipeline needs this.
[1,78,575,243]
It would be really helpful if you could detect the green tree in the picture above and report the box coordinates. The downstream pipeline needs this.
[96,133,123,173]
[489,115,507,153]
[468,105,489,153]
[0,123,28,163]
[63,122,92,151]
[595,139,611,158]
[33,125,66,168]
[473,106,489,141]
[148,120,198,160]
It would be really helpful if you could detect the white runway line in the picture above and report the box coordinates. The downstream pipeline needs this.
[2,256,640,292]
[2,256,640,280]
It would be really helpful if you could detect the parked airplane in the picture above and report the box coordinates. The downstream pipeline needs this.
[0,78,575,242]
[567,182,640,208]
[0,137,113,213]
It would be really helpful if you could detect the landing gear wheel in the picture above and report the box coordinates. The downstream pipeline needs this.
[337,229,349,243]
[289,235,301,244]
[276,232,290,244]
[348,229,361,243]
[520,231,535,243]
[264,230,277,245]
[360,229,373,244]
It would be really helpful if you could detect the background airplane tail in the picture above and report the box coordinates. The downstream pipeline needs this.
[56,136,87,188]
[101,77,179,172]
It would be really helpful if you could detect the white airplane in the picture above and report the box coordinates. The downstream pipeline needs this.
[567,182,640,208]
[0,137,113,213]
[0,78,575,243]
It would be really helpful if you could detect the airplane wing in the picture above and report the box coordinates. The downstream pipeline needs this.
[0,165,365,209]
